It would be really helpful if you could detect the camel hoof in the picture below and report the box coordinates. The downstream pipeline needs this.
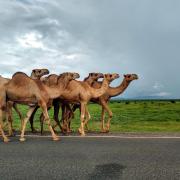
[19,137,26,142]
[100,129,107,133]
[53,136,60,141]
[78,128,82,134]
[4,137,10,143]
[80,133,85,137]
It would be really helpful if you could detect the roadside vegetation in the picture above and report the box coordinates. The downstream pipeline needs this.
[8,100,180,133]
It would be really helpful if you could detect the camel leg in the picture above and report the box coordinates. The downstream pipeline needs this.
[29,106,39,133]
[84,106,91,131]
[61,104,68,133]
[0,109,10,142]
[40,107,52,135]
[41,105,59,141]
[66,110,74,133]
[13,103,24,131]
[101,101,112,133]
[6,103,14,136]
[63,104,74,133]
[53,101,62,132]
[78,103,85,136]
[66,104,79,133]
[0,123,10,142]
[20,107,36,142]
[100,106,106,133]
[40,112,44,135]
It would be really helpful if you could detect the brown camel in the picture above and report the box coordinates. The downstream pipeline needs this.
[39,73,110,136]
[59,73,118,136]
[57,72,105,133]
[5,69,50,136]
[0,72,79,142]
[59,73,120,133]
[62,74,138,133]
[28,72,105,134]
[91,74,139,132]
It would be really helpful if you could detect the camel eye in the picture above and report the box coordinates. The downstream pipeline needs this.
[110,75,112,78]
[128,75,131,78]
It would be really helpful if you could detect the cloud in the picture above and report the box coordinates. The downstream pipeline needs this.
[0,0,180,98]
[16,32,45,49]
[153,82,164,90]
[152,92,171,97]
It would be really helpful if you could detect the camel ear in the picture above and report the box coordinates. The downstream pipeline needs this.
[124,74,126,78]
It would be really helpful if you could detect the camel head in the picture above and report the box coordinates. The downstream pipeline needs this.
[124,74,138,82]
[88,72,104,81]
[59,72,80,81]
[104,73,120,83]
[31,68,50,79]
[58,72,80,89]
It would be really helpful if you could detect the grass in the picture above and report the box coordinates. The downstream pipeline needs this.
[5,100,180,133]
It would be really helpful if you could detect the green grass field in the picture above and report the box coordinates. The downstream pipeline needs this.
[7,100,180,133]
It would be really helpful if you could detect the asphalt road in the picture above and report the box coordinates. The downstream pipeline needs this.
[0,136,180,180]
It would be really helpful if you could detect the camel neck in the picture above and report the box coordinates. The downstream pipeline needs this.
[108,78,131,97]
[84,78,95,86]
[30,73,39,80]
[90,78,109,98]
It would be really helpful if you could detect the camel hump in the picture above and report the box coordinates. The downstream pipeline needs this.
[11,72,32,86]
[45,74,59,85]
[12,72,29,79]
[48,74,59,80]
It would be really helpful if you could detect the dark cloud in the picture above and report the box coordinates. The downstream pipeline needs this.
[0,0,180,98]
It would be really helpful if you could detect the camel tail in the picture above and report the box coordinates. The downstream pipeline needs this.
[91,78,108,98]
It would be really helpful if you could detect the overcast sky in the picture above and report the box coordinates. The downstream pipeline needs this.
[0,0,179,98]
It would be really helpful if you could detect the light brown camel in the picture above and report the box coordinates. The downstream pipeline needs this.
[39,73,110,136]
[27,72,104,134]
[59,74,117,136]
[91,74,139,132]
[62,74,138,133]
[5,69,50,136]
[0,72,79,142]
[58,72,105,133]
[59,73,120,133]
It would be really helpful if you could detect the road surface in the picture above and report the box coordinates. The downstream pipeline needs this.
[0,135,180,180]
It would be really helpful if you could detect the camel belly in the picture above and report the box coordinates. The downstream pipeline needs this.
[7,94,38,106]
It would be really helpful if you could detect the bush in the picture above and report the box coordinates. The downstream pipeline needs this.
[171,100,176,104]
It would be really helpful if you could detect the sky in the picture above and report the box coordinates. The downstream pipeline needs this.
[0,0,180,99]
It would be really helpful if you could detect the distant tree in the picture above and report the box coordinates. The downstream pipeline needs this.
[171,100,176,104]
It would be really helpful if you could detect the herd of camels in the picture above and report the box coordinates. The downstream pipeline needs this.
[0,68,138,142]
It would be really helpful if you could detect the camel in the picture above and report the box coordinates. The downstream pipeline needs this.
[4,69,50,136]
[58,73,119,136]
[62,74,138,133]
[91,74,139,132]
[39,73,110,136]
[56,72,105,133]
[59,73,120,133]
[0,72,79,142]
[27,72,105,134]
